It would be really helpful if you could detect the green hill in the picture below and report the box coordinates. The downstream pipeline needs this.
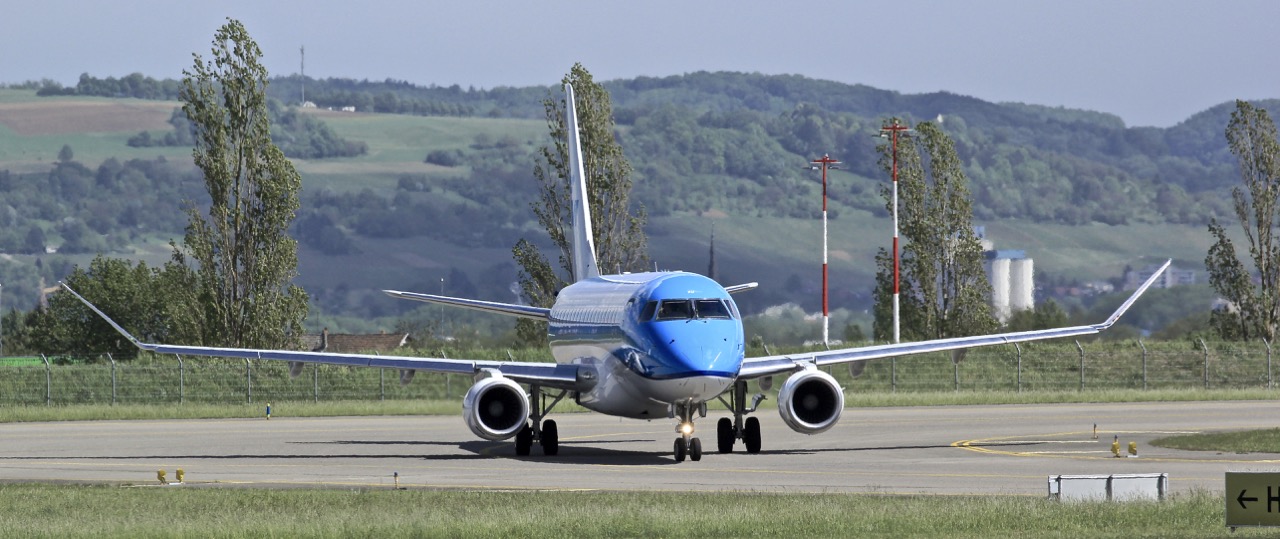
[0,72,1267,338]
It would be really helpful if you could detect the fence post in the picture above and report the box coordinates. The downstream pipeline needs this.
[41,354,51,406]
[108,353,116,406]
[1075,341,1084,392]
[313,363,319,403]
[1265,339,1273,390]
[1014,343,1022,393]
[1137,340,1147,391]
[443,350,450,398]
[245,358,252,404]
[1197,338,1209,390]
[954,360,960,392]
[177,355,184,404]
[891,357,897,393]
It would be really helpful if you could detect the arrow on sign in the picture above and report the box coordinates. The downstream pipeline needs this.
[1238,490,1259,510]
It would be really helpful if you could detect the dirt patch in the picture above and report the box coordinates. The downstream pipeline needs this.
[0,100,176,135]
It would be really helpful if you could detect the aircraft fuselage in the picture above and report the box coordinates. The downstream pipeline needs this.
[548,271,744,419]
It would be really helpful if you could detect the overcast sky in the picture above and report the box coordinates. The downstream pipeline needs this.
[3,1,1276,127]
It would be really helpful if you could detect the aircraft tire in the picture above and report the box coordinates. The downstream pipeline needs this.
[515,424,533,456]
[541,419,559,456]
[689,437,703,461]
[716,417,734,453]
[674,437,688,462]
[744,416,762,454]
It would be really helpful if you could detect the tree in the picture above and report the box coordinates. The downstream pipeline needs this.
[872,120,996,341]
[31,256,197,357]
[1206,100,1280,341]
[512,64,649,345]
[171,19,308,348]
[57,144,74,163]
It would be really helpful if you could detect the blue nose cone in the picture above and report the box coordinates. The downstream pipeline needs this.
[647,319,742,379]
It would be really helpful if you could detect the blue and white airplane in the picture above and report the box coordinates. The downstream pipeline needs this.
[64,83,1171,462]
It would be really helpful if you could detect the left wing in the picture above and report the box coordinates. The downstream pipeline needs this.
[60,283,587,390]
[740,259,1171,379]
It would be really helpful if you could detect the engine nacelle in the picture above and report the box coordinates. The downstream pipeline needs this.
[462,375,530,441]
[777,367,845,434]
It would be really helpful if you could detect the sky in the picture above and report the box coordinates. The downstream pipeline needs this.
[2,1,1277,127]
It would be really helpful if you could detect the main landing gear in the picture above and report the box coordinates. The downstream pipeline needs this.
[671,401,706,462]
[714,380,765,455]
[515,384,566,457]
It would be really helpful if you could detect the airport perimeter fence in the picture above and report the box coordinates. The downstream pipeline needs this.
[0,339,1274,406]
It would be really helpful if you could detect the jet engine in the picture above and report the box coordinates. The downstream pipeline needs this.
[462,375,530,441]
[777,367,845,434]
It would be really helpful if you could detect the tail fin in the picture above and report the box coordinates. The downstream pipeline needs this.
[565,83,599,282]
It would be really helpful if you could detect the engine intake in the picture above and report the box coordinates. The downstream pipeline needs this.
[462,375,530,441]
[777,367,844,434]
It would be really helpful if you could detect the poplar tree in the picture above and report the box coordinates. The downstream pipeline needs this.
[1206,100,1280,341]
[171,19,308,348]
[513,64,649,345]
[872,120,995,341]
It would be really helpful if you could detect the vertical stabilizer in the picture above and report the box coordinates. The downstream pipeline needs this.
[566,83,599,282]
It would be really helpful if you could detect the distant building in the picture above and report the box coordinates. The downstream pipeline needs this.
[300,328,411,353]
[1124,264,1195,290]
[978,226,1034,323]
[340,106,356,112]
[986,251,1034,323]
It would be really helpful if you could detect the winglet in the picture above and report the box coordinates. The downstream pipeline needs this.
[565,83,600,282]
[1093,259,1172,330]
[58,282,149,351]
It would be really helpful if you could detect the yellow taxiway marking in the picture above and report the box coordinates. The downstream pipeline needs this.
[952,430,1280,464]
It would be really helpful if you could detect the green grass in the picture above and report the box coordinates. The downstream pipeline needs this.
[0,484,1258,538]
[1151,428,1280,454]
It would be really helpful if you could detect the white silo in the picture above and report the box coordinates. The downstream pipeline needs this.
[1010,258,1034,312]
[989,257,1011,322]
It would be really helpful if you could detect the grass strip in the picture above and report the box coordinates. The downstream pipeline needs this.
[1151,428,1280,454]
[0,484,1262,539]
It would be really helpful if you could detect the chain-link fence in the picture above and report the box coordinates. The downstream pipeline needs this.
[0,340,1273,406]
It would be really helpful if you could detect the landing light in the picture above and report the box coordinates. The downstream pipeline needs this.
[679,422,694,436]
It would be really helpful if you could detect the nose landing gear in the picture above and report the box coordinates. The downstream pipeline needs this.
[672,402,704,462]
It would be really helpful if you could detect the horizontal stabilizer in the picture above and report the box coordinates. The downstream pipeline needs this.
[383,290,550,320]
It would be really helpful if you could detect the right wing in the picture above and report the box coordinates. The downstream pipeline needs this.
[739,259,1172,379]
[60,284,587,390]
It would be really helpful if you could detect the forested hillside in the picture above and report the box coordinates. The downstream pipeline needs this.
[2,72,1273,338]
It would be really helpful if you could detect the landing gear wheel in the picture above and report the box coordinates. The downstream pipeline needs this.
[716,417,734,453]
[515,424,533,456]
[689,437,703,461]
[674,437,688,462]
[744,416,762,454]
[540,419,559,456]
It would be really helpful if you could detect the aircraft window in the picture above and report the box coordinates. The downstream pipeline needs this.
[640,301,658,321]
[695,299,732,319]
[657,300,693,320]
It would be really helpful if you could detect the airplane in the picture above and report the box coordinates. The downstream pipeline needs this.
[62,83,1172,463]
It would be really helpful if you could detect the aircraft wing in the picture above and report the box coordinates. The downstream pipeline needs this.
[59,284,585,390]
[739,259,1171,379]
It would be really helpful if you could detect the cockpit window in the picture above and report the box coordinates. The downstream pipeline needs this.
[695,299,732,319]
[639,301,658,321]
[657,300,693,320]
[652,298,736,321]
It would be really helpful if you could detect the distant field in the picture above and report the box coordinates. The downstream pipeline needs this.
[0,90,188,170]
